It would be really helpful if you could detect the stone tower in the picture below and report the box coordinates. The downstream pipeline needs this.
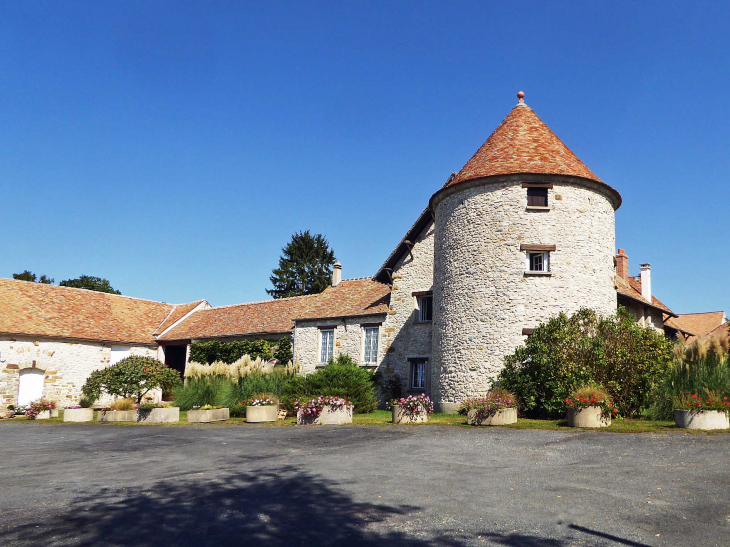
[429,92,622,412]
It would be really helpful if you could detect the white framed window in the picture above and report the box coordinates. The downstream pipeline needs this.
[319,329,334,363]
[362,326,379,364]
[417,295,433,322]
[526,251,550,272]
[110,346,131,365]
[410,359,427,390]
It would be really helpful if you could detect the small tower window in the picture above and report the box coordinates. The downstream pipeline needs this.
[528,252,549,272]
[526,187,548,207]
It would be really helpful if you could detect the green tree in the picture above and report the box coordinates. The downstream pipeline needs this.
[266,231,336,299]
[60,275,121,294]
[498,307,673,418]
[13,270,54,284]
[81,356,181,404]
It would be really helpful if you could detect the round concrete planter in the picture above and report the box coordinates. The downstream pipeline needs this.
[136,407,180,423]
[467,407,518,426]
[246,405,278,423]
[187,408,230,423]
[98,410,136,422]
[567,406,611,428]
[391,405,428,424]
[63,408,94,422]
[297,405,353,425]
[674,409,729,430]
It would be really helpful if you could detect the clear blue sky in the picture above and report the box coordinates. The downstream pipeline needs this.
[1,2,728,314]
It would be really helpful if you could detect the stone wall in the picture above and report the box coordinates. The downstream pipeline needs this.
[379,222,435,394]
[0,336,157,409]
[293,314,387,374]
[431,174,618,412]
[621,301,665,332]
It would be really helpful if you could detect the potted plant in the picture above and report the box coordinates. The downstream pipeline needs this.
[25,400,56,420]
[135,400,180,423]
[674,391,730,430]
[565,386,617,428]
[459,389,518,426]
[63,396,95,422]
[98,398,137,422]
[245,394,279,423]
[296,396,353,425]
[188,404,230,423]
[387,394,433,424]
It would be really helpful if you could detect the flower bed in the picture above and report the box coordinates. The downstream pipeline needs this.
[296,396,353,425]
[63,407,94,422]
[25,401,56,420]
[187,405,229,423]
[245,395,279,423]
[459,390,517,426]
[674,393,730,430]
[565,387,616,428]
[387,394,433,424]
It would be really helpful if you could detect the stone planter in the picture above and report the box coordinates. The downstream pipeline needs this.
[391,405,428,424]
[35,410,52,420]
[136,407,180,423]
[50,409,59,418]
[246,405,278,423]
[63,408,94,422]
[567,406,611,428]
[187,408,230,423]
[98,410,136,422]
[297,405,353,425]
[674,409,729,430]
[467,407,518,426]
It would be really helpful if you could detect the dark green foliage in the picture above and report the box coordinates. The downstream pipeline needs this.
[189,339,277,364]
[498,308,673,418]
[221,371,292,408]
[60,275,121,294]
[273,336,293,364]
[281,355,378,414]
[81,356,181,404]
[173,376,230,410]
[229,403,246,417]
[79,396,94,408]
[266,230,336,299]
[379,374,403,401]
[13,270,54,284]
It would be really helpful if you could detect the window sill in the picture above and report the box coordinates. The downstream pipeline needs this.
[414,320,433,324]
[525,206,551,212]
[524,271,552,277]
[407,388,426,393]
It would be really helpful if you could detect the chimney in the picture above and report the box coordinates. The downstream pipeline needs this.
[332,261,342,287]
[640,263,651,302]
[615,249,629,282]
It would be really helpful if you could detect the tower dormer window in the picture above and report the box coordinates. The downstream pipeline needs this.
[527,187,548,207]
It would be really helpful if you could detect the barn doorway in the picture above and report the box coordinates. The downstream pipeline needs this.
[17,368,45,406]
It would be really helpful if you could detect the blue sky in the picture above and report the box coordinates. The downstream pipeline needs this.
[1,2,728,314]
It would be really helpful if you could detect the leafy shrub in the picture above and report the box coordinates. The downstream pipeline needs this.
[188,339,291,364]
[79,396,94,409]
[281,355,378,414]
[229,403,245,417]
[498,308,673,418]
[380,374,403,401]
[82,356,181,404]
[273,337,293,364]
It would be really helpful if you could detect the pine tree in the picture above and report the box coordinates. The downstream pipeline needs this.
[266,231,336,299]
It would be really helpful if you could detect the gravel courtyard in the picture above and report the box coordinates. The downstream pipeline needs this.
[0,424,727,546]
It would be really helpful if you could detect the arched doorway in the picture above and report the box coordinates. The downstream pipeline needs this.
[17,369,45,406]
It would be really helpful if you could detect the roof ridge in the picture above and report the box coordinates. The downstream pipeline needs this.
[202,292,320,311]
[1,277,171,306]
[678,311,725,316]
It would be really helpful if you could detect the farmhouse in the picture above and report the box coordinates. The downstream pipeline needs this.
[2,92,694,412]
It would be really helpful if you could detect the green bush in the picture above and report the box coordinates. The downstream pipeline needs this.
[498,308,673,418]
[281,354,378,414]
[173,376,230,411]
[221,370,292,408]
[82,356,181,404]
[188,338,292,364]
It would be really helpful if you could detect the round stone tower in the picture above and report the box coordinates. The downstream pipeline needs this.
[429,92,622,413]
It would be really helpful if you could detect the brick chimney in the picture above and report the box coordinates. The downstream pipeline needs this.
[615,249,629,282]
[332,261,342,287]
[640,263,651,302]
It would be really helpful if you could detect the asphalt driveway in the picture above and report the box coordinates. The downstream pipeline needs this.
[0,423,727,546]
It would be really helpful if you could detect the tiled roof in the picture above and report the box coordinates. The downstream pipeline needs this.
[665,311,726,336]
[159,278,391,341]
[446,96,620,206]
[708,321,729,343]
[0,278,173,344]
[153,300,208,335]
[615,276,676,316]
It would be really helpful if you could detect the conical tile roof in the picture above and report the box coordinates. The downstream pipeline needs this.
[448,94,603,187]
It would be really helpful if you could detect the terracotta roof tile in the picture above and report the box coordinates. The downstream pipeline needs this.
[0,278,173,344]
[153,300,208,335]
[159,278,391,341]
[665,311,726,336]
[447,97,620,206]
[615,276,675,316]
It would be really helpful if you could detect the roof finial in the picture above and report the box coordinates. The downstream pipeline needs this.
[517,90,525,104]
